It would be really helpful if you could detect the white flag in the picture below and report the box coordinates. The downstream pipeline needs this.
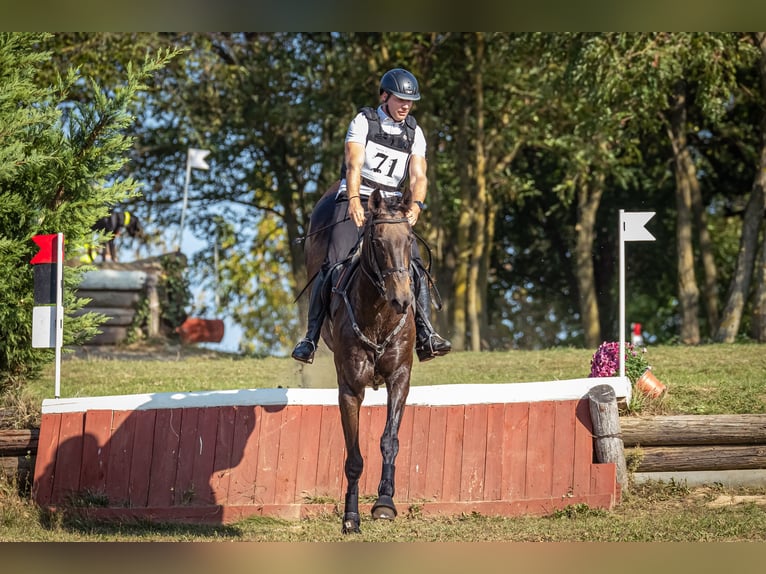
[622,211,656,242]
[188,148,211,170]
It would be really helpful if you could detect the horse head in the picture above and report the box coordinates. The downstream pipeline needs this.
[365,188,414,315]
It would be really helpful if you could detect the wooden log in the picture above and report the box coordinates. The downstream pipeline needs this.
[588,384,627,489]
[0,429,39,456]
[626,445,766,472]
[80,270,148,291]
[0,455,35,483]
[79,289,141,309]
[86,326,130,346]
[621,415,766,446]
[72,307,137,326]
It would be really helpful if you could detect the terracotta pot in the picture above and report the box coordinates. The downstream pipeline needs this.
[636,369,666,398]
[175,318,225,344]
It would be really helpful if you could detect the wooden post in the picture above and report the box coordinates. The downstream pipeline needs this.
[145,273,160,338]
[588,384,628,490]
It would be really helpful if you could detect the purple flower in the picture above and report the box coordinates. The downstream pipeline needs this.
[589,341,650,383]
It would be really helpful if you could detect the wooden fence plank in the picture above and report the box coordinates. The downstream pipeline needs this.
[394,401,415,501]
[210,406,237,504]
[525,401,555,500]
[274,405,303,505]
[483,403,505,501]
[147,409,182,508]
[460,404,488,501]
[254,406,285,505]
[190,407,220,506]
[424,406,448,501]
[551,401,576,496]
[32,413,62,505]
[294,405,322,502]
[128,409,156,507]
[441,405,465,502]
[174,408,201,506]
[363,406,387,497]
[79,410,113,494]
[104,410,134,506]
[572,399,593,496]
[51,412,85,503]
[225,406,260,506]
[324,405,346,500]
[314,405,336,496]
[407,405,431,501]
[502,402,529,500]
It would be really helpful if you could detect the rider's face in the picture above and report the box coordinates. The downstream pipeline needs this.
[382,93,413,122]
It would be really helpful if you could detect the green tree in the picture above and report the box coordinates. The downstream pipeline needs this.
[0,32,178,393]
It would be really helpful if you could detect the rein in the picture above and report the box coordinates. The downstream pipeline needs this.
[335,214,411,360]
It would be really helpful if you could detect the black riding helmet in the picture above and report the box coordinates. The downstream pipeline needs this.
[379,68,421,101]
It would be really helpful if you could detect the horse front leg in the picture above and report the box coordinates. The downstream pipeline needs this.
[338,384,364,534]
[372,376,410,520]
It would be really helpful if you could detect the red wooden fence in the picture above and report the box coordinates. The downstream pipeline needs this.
[32,380,627,524]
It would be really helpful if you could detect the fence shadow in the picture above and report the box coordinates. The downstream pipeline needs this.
[33,388,290,527]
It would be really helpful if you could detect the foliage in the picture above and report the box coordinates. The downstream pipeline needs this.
[37,32,766,352]
[0,32,180,395]
[589,341,650,384]
[156,253,192,336]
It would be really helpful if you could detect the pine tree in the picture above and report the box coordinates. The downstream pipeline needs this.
[0,32,179,394]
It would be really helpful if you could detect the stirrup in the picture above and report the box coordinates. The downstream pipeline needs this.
[416,333,451,362]
[291,338,317,364]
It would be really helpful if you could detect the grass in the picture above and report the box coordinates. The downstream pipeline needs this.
[22,341,766,418]
[2,478,766,542]
[2,340,766,542]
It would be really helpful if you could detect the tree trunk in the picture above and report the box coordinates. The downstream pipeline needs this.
[753,225,766,342]
[715,33,766,343]
[467,33,487,352]
[575,172,604,348]
[690,166,720,334]
[451,105,473,351]
[666,81,701,344]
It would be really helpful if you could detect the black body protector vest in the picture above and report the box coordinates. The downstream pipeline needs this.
[340,106,418,193]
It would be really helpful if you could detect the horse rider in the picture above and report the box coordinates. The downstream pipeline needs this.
[291,67,452,365]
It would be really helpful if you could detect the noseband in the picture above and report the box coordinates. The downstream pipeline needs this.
[361,216,411,297]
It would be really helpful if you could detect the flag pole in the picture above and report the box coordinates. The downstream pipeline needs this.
[618,210,626,379]
[55,232,64,398]
[178,150,192,251]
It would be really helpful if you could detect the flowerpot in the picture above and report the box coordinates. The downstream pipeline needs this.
[636,369,666,398]
[175,318,225,344]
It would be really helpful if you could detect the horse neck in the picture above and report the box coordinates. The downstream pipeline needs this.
[350,256,388,324]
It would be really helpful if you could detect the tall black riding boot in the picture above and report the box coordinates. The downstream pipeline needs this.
[414,268,451,362]
[292,268,330,364]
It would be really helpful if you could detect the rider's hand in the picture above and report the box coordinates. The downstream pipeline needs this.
[406,203,421,227]
[348,196,366,227]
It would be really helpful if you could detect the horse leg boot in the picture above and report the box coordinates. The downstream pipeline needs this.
[414,267,452,362]
[291,266,330,364]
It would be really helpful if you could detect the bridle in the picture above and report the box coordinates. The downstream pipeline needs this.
[335,213,412,360]
[360,216,411,298]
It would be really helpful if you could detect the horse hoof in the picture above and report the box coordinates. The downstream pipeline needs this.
[371,496,397,520]
[342,512,361,534]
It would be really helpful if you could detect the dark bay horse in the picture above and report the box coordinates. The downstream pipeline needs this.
[303,185,416,534]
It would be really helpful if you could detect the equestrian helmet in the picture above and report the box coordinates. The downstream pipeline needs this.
[379,68,421,101]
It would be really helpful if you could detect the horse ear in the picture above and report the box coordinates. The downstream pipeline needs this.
[370,189,384,211]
